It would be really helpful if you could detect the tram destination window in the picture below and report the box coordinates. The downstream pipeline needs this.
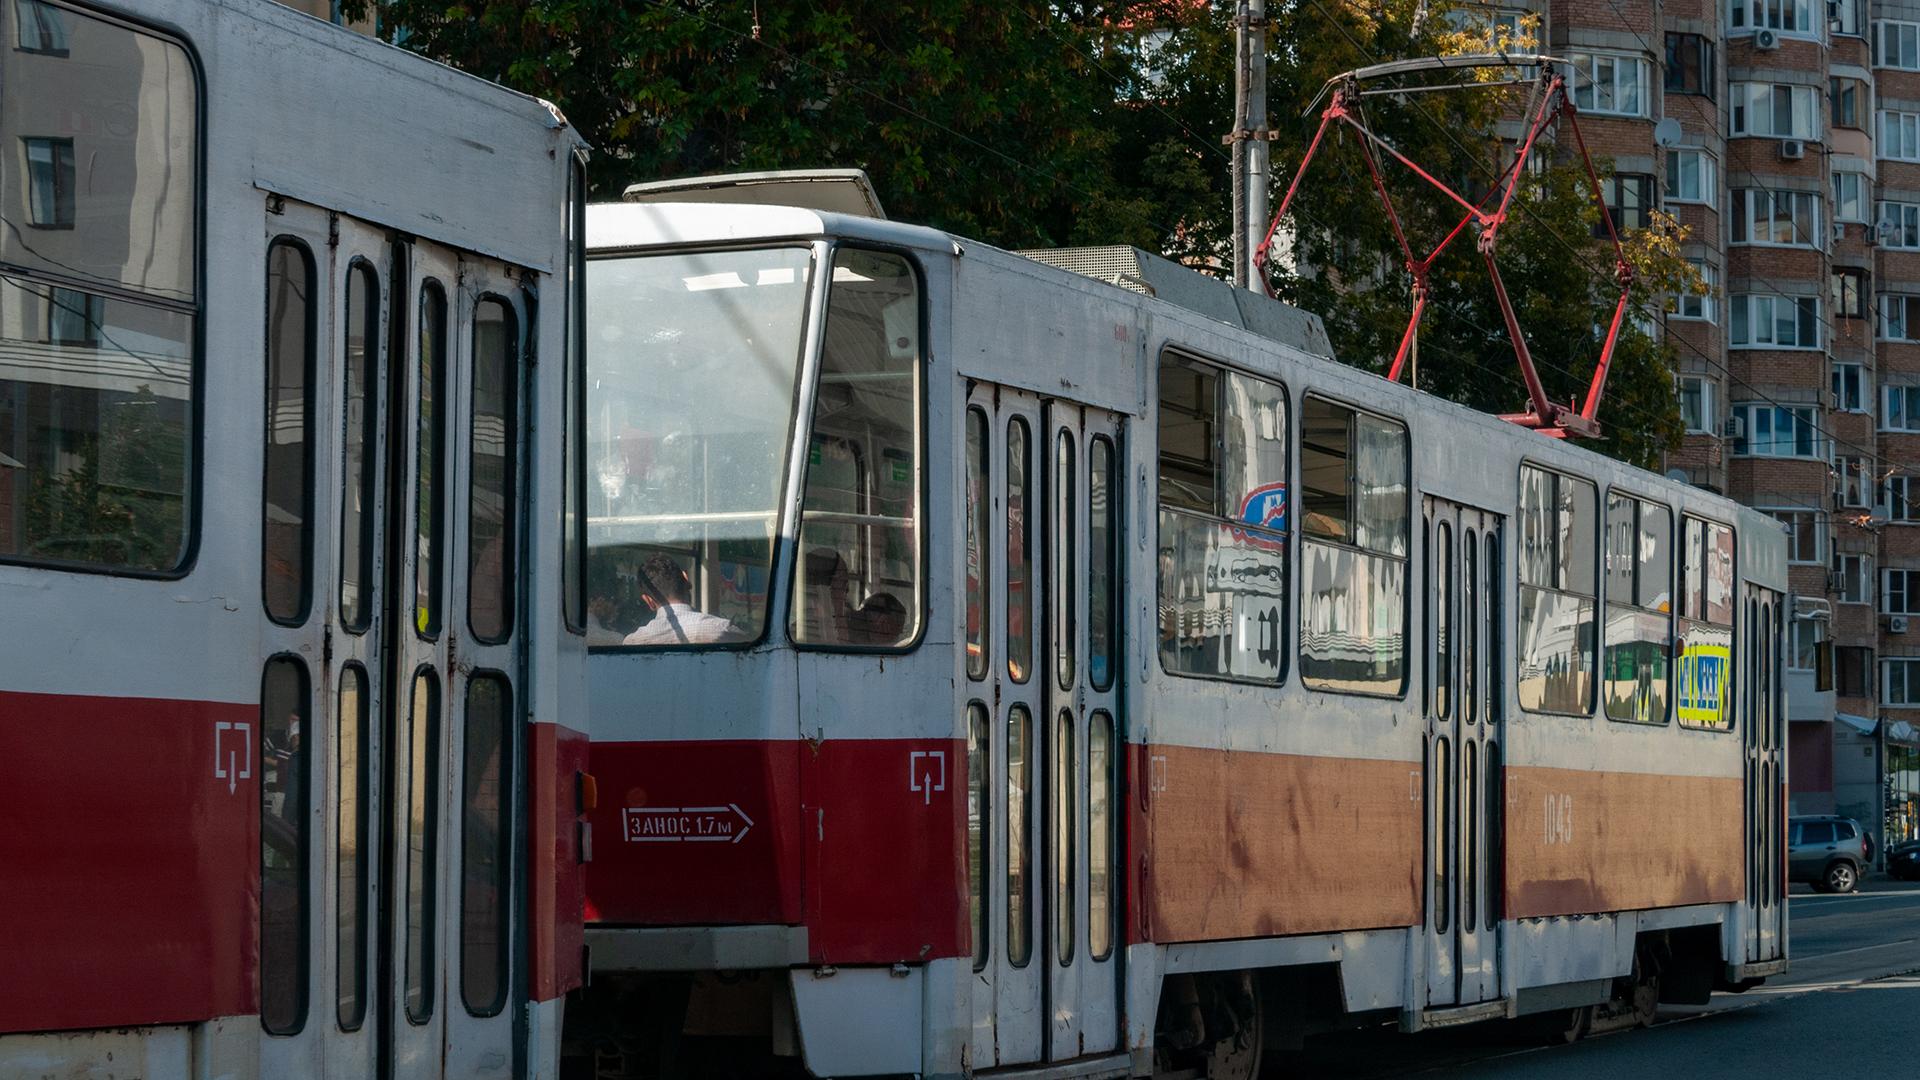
[1156,352,1289,684]
[1678,516,1737,731]
[1517,465,1597,715]
[1603,493,1674,724]
[790,248,924,649]
[1298,396,1408,695]
[0,5,197,574]
[585,247,814,647]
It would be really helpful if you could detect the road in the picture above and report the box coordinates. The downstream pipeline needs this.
[1290,880,1920,1077]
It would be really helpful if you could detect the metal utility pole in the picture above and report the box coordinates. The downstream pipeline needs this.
[1230,0,1270,292]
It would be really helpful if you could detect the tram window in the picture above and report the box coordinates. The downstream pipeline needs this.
[1484,740,1503,922]
[415,282,449,638]
[1090,436,1117,692]
[0,7,196,574]
[1156,352,1289,684]
[1433,736,1450,934]
[1464,536,1477,723]
[1435,522,1453,718]
[336,664,368,1032]
[264,240,316,622]
[563,158,587,632]
[469,298,519,645]
[1054,431,1076,691]
[967,703,990,972]
[339,261,380,634]
[584,247,813,647]
[1485,532,1501,719]
[1009,418,1034,682]
[1089,710,1115,962]
[1054,709,1075,966]
[261,656,311,1036]
[1007,704,1033,967]
[966,409,990,680]
[1678,516,1737,731]
[1464,740,1478,933]
[1603,494,1674,725]
[462,673,513,1016]
[1299,396,1408,695]
[790,249,924,649]
[1516,465,1597,715]
[405,668,441,1023]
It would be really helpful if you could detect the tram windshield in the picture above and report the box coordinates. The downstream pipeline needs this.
[585,247,814,646]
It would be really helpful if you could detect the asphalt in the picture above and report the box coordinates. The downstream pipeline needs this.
[1286,878,1920,1077]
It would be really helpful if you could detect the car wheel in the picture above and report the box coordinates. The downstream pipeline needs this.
[1826,861,1858,894]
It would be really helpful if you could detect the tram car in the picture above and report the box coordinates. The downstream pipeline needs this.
[571,173,1788,1078]
[0,2,590,1078]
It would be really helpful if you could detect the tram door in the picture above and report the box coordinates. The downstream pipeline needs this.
[1422,498,1504,1009]
[1743,586,1786,964]
[265,201,527,1080]
[965,384,1123,1067]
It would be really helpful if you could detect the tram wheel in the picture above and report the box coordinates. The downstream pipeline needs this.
[1629,968,1661,1029]
[1203,975,1266,1080]
[1541,1004,1593,1046]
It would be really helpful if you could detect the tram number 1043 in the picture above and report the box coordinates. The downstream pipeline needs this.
[1543,793,1576,847]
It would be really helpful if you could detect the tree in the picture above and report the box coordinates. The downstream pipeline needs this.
[357,0,1691,465]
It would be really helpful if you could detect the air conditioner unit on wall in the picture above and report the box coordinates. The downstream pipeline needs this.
[1756,27,1782,50]
[1780,139,1807,161]
[1890,615,1909,634]
[1724,415,1746,439]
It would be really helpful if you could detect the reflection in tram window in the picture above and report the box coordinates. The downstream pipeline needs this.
[336,664,368,1031]
[339,261,380,633]
[1008,418,1034,681]
[264,240,315,622]
[261,656,310,1036]
[462,673,512,1016]
[1089,711,1114,961]
[1678,516,1736,730]
[583,247,813,645]
[1299,396,1408,694]
[967,703,989,972]
[1089,437,1117,692]
[405,668,441,1023]
[790,249,923,648]
[1435,522,1452,718]
[1155,352,1289,683]
[1517,465,1597,714]
[1053,710,1075,966]
[415,282,448,638]
[966,409,990,680]
[1007,704,1033,968]
[1054,432,1076,690]
[469,297,518,644]
[1603,494,1673,724]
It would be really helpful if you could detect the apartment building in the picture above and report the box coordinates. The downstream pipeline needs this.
[1464,0,1920,845]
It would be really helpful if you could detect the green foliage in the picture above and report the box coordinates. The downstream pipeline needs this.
[355,0,1685,466]
[22,385,187,569]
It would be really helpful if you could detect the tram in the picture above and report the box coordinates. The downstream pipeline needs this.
[0,2,589,1078]
[571,175,1789,1078]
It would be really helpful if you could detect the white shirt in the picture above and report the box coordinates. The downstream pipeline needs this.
[623,602,744,646]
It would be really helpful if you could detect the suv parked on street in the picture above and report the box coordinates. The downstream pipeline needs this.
[1788,815,1868,893]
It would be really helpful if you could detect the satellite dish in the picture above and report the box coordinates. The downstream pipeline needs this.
[1653,118,1683,148]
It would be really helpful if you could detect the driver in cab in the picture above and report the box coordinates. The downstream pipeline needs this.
[623,553,746,645]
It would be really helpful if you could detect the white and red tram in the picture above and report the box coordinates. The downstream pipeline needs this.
[572,178,1788,1077]
[0,2,589,1077]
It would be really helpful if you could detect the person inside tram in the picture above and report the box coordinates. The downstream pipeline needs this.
[623,553,745,645]
[851,591,907,645]
[586,564,632,646]
[801,547,857,642]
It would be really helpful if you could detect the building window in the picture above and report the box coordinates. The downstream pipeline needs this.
[1888,569,1920,613]
[1730,0,1820,36]
[1877,20,1920,69]
[1666,34,1715,97]
[1839,455,1873,508]
[1880,294,1920,341]
[1730,294,1821,348]
[1732,188,1822,247]
[1672,259,1716,321]
[1884,659,1920,706]
[1880,110,1920,160]
[1833,270,1867,320]
[1732,403,1821,457]
[22,136,74,228]
[1679,375,1712,432]
[1570,51,1649,118]
[1835,0,1865,37]
[1885,476,1920,523]
[1834,172,1867,222]
[1832,77,1869,129]
[1887,386,1920,432]
[15,0,67,54]
[1835,552,1872,603]
[1833,361,1866,410]
[1837,645,1872,696]
[1599,174,1655,234]
[1880,201,1920,247]
[1768,509,1822,563]
[1789,616,1823,671]
[47,286,101,346]
[1733,83,1820,139]
[1666,150,1715,204]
